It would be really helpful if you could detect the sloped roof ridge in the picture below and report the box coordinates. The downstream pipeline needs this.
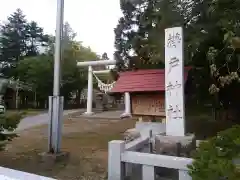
[119,69,164,76]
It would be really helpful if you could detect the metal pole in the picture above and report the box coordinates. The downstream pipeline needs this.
[53,0,64,96]
[48,0,64,154]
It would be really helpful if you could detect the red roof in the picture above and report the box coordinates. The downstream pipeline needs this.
[111,67,191,93]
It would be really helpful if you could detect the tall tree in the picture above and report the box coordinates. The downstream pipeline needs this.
[114,0,185,71]
[0,9,50,77]
[63,22,77,42]
[102,52,109,60]
[25,21,49,56]
[186,0,240,121]
[15,23,99,108]
[0,9,27,63]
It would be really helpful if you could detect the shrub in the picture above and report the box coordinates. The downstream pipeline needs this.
[0,113,21,150]
[188,125,240,180]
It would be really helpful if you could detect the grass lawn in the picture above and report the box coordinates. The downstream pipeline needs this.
[0,107,236,179]
[0,117,135,180]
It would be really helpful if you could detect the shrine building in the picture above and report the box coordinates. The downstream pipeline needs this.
[110,67,191,120]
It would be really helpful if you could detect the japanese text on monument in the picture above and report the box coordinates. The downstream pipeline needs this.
[165,27,185,136]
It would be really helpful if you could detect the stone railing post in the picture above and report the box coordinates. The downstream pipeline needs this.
[108,140,125,180]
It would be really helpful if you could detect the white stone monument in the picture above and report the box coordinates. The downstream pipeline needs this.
[155,27,195,158]
[165,27,185,136]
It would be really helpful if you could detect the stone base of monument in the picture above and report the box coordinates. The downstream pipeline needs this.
[154,133,196,178]
[39,151,70,166]
[155,133,196,156]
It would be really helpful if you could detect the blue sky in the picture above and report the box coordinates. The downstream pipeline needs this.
[0,0,122,59]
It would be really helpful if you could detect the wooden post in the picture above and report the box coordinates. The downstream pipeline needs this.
[15,88,19,109]
[34,91,37,108]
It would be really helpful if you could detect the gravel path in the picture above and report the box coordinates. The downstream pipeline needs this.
[16,109,84,131]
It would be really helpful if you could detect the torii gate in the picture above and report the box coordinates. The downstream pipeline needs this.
[77,60,131,117]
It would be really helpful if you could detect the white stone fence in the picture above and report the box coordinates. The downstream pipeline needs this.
[108,138,193,180]
[0,166,56,180]
[108,122,194,180]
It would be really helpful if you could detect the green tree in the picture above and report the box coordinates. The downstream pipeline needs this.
[25,21,49,57]
[102,52,109,60]
[186,0,240,122]
[0,113,22,150]
[16,55,53,107]
[0,9,50,77]
[61,22,98,103]
[0,9,27,63]
[114,0,185,71]
[16,23,99,108]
